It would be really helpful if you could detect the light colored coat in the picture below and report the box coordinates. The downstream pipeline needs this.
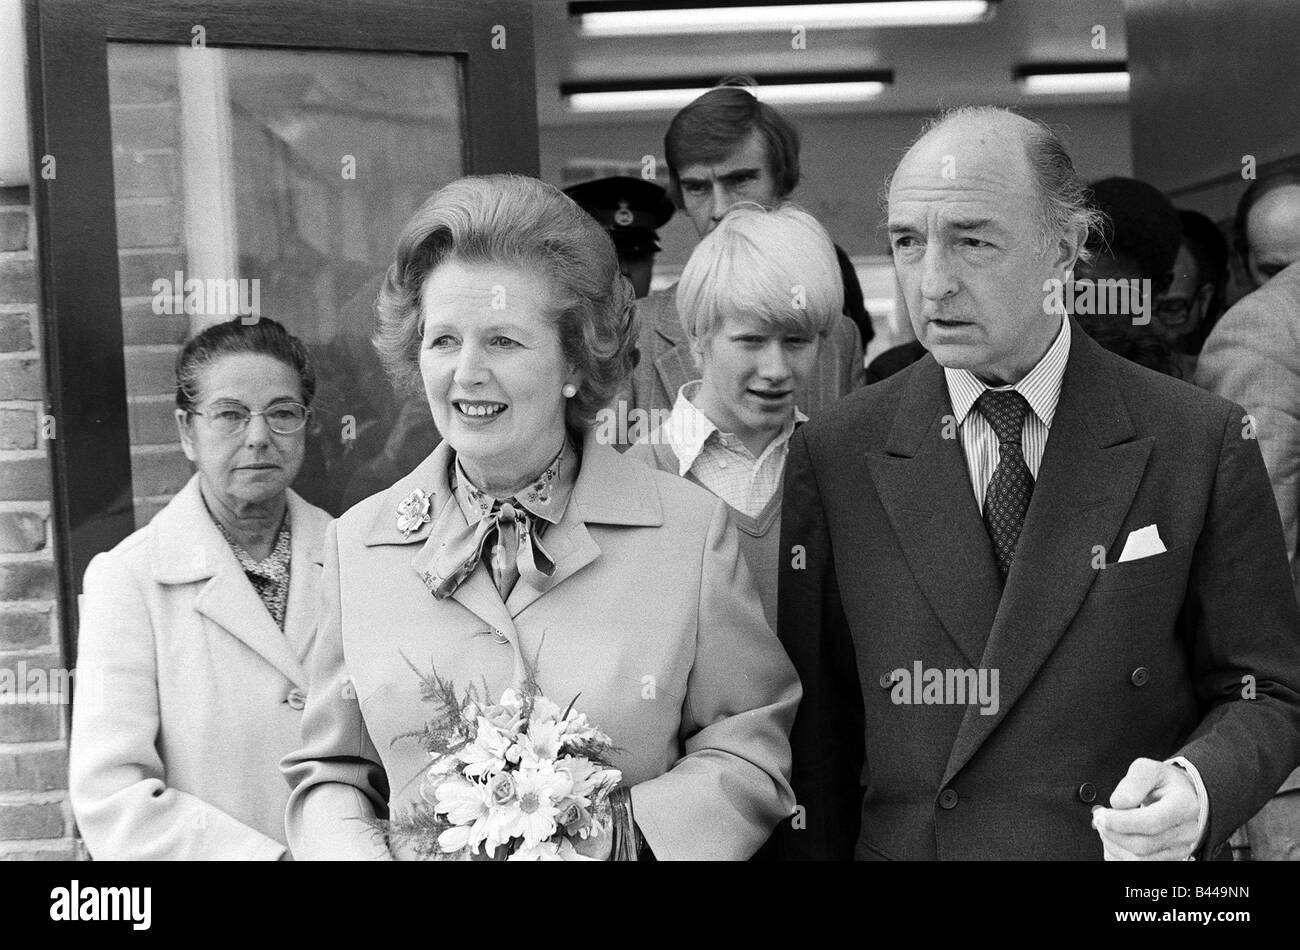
[282,431,800,860]
[1195,259,1300,836]
[1196,259,1300,606]
[69,475,332,860]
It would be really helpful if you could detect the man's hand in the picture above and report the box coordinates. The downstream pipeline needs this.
[1092,758,1201,860]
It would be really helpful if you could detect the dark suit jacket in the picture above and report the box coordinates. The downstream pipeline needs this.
[619,283,865,438]
[866,339,927,385]
[779,319,1300,860]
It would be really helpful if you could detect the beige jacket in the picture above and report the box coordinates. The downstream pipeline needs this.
[69,475,332,859]
[282,431,800,860]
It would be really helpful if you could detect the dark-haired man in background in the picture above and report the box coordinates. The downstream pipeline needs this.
[1155,209,1228,380]
[618,79,867,435]
[1071,176,1181,377]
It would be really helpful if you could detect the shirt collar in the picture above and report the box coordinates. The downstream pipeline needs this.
[452,436,578,526]
[664,380,808,478]
[943,315,1070,428]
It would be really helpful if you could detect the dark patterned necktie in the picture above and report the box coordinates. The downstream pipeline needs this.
[975,389,1034,581]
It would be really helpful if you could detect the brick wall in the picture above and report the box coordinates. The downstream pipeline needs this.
[0,49,195,861]
[110,44,192,527]
[0,185,79,860]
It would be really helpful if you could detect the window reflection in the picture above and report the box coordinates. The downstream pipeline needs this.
[108,43,463,519]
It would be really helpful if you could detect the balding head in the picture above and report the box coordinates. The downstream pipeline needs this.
[1243,184,1300,287]
[894,106,1098,260]
[886,106,1090,385]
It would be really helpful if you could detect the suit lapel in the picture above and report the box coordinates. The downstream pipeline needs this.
[654,343,698,410]
[868,356,1003,666]
[941,328,1153,785]
[646,285,700,407]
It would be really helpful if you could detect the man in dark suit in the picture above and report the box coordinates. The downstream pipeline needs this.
[779,106,1300,860]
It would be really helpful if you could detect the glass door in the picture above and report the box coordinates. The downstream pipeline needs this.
[108,43,464,518]
[26,0,539,661]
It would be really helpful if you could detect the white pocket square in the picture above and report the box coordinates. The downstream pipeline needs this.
[1117,524,1167,563]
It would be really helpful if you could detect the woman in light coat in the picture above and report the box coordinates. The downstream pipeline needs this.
[70,317,332,859]
[282,175,800,860]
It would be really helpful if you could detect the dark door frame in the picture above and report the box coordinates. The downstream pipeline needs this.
[24,0,539,667]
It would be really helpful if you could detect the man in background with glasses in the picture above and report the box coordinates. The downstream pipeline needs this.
[1154,210,1228,381]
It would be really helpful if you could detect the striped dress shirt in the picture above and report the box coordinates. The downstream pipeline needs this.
[944,316,1071,513]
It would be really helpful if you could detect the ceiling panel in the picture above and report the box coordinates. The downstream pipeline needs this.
[536,0,1129,126]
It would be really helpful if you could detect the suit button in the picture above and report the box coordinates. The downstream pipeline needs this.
[1130,667,1149,687]
[879,671,897,689]
[938,788,959,810]
[286,688,307,710]
[492,628,509,644]
[1078,782,1097,804]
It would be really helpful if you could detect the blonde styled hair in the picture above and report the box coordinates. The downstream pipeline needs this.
[676,202,843,344]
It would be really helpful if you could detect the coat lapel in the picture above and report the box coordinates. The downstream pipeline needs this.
[867,355,1003,667]
[361,441,519,639]
[372,436,663,631]
[282,489,331,664]
[193,569,308,688]
[412,490,518,639]
[506,433,663,618]
[153,475,309,688]
[941,327,1153,786]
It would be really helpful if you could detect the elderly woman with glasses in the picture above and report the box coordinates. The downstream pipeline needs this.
[282,175,799,861]
[70,317,332,860]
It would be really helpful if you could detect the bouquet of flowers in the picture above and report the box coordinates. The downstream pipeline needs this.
[370,656,623,860]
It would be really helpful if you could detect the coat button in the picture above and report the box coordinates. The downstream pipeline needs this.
[938,788,959,810]
[286,688,307,710]
[879,671,897,689]
[1130,667,1149,687]
[1078,782,1097,804]
[492,628,509,644]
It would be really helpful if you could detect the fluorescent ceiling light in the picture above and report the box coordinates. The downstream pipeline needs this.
[564,77,890,113]
[573,2,994,36]
[1017,66,1129,96]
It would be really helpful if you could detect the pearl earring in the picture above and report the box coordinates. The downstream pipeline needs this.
[562,383,578,398]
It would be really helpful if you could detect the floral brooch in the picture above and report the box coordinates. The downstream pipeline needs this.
[396,488,433,539]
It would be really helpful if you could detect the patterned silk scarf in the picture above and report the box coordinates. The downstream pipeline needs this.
[428,441,577,601]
